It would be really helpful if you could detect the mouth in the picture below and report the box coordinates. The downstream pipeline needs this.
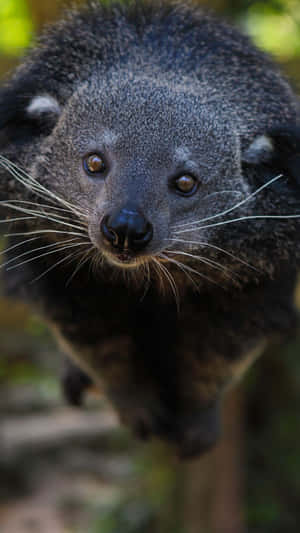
[102,249,147,269]
[100,245,174,272]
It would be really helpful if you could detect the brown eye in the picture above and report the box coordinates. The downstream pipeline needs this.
[83,153,106,175]
[175,174,198,195]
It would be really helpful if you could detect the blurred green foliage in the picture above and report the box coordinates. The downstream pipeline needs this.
[0,0,33,55]
[241,0,300,58]
[1,0,300,60]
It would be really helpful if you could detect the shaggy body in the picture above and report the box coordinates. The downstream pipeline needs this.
[4,252,297,454]
[1,1,300,456]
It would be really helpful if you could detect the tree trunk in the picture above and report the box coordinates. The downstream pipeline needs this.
[182,387,245,533]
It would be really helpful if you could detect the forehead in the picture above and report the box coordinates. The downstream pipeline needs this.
[72,73,237,165]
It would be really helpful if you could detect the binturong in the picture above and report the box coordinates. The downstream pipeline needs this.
[1,0,300,458]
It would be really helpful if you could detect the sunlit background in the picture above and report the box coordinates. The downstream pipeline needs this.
[1,1,300,532]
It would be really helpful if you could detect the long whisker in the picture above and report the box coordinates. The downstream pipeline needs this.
[151,258,165,292]
[0,199,83,216]
[0,238,80,269]
[1,202,87,232]
[66,247,95,286]
[172,190,244,229]
[90,249,103,277]
[164,250,227,287]
[1,201,88,226]
[139,261,152,302]
[0,156,79,205]
[0,236,42,257]
[58,246,92,274]
[203,190,244,199]
[0,216,36,224]
[30,251,84,284]
[5,229,88,239]
[166,250,234,285]
[0,156,87,218]
[174,173,283,229]
[5,241,90,271]
[168,238,259,272]
[177,213,300,233]
[0,157,65,204]
[159,252,200,291]
[166,249,237,280]
[152,257,180,311]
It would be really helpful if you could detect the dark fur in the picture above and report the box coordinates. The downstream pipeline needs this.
[1,0,300,457]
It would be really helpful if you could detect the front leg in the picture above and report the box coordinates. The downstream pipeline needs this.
[62,359,93,407]
[52,322,165,440]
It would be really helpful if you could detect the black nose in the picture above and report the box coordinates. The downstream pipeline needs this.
[101,207,153,252]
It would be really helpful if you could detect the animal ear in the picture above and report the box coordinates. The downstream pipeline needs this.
[242,135,274,164]
[242,126,300,184]
[26,94,61,121]
[0,86,61,148]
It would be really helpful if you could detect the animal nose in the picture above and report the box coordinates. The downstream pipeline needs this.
[101,207,153,252]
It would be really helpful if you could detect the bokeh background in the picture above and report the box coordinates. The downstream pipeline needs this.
[1,1,300,532]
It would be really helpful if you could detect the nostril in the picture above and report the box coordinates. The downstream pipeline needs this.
[100,215,119,247]
[131,221,153,250]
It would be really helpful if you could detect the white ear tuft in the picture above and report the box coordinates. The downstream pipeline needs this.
[26,95,61,118]
[242,135,274,164]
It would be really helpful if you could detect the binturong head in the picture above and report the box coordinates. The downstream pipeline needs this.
[15,67,300,290]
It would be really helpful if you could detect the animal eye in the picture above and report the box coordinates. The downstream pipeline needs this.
[83,153,106,175]
[174,174,198,195]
